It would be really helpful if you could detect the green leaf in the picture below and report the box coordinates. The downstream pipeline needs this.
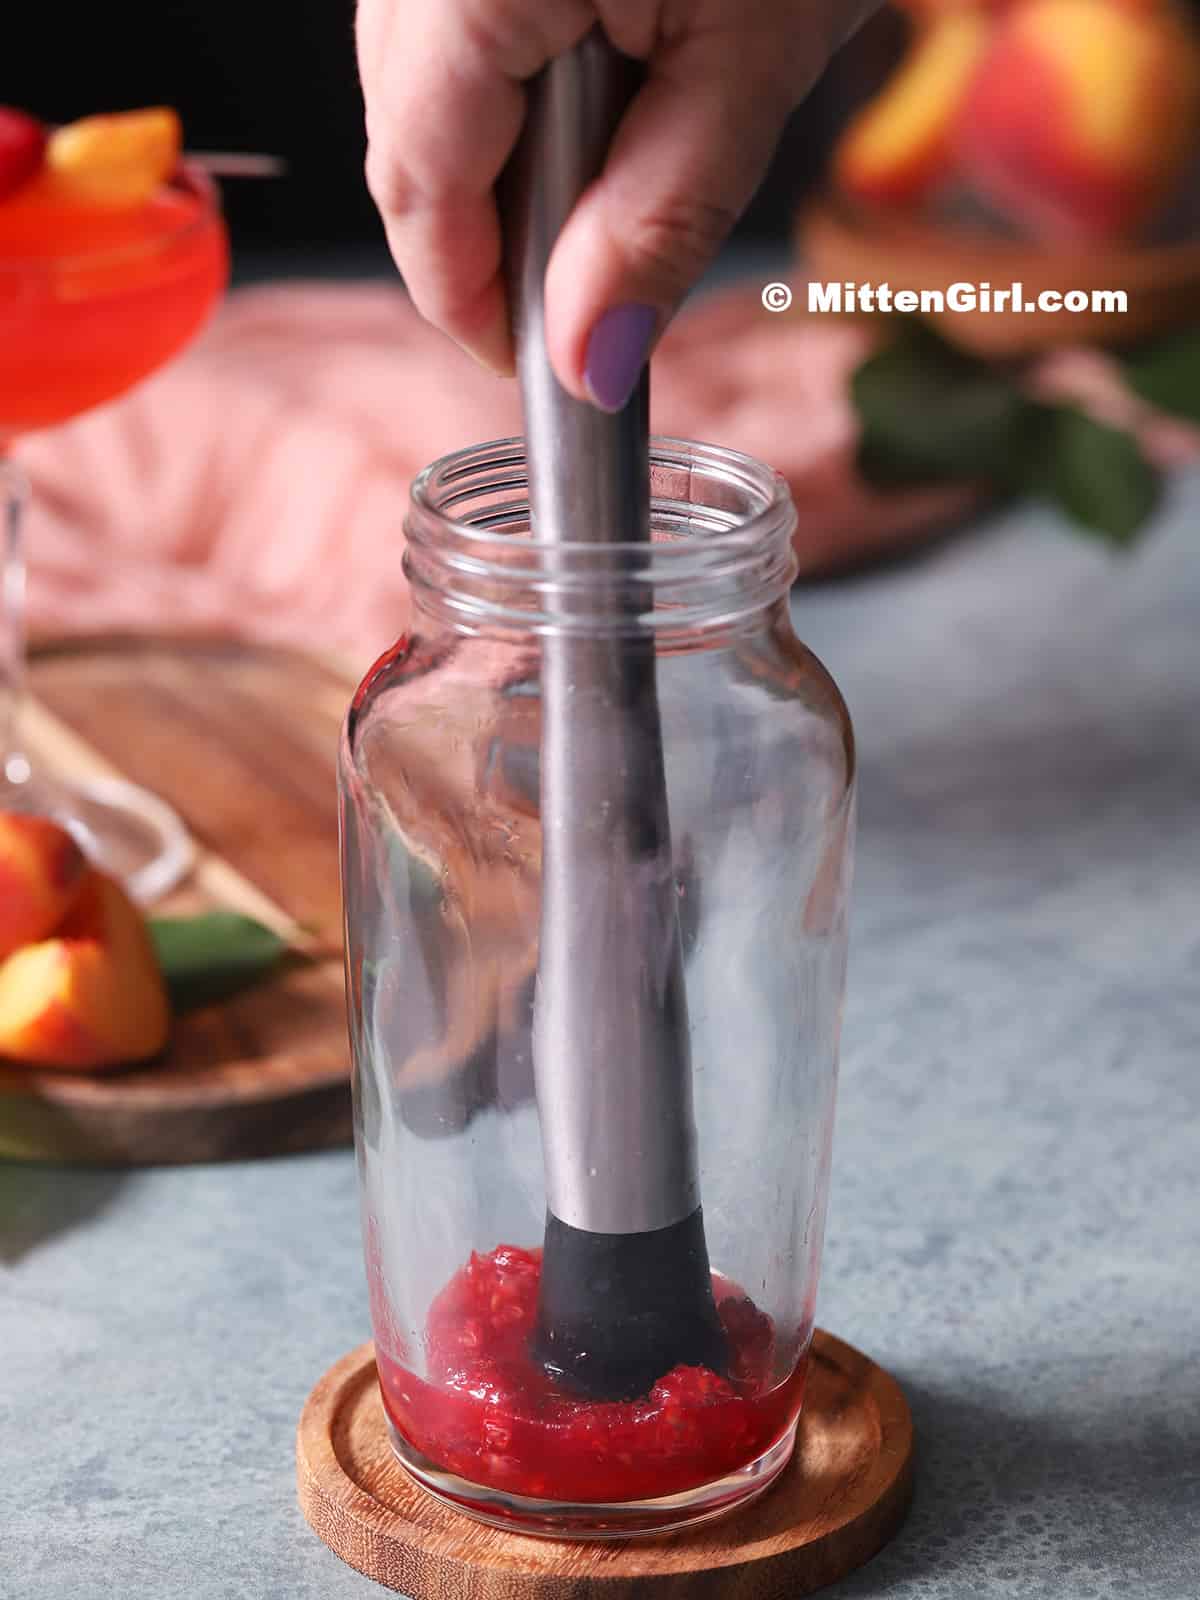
[1122,327,1200,425]
[1033,406,1161,547]
[853,321,1038,490]
[850,320,1164,547]
[149,913,291,1012]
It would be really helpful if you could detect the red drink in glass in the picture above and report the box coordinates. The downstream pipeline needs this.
[0,150,228,899]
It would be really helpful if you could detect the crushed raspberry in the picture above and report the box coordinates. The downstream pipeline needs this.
[374,1244,807,1503]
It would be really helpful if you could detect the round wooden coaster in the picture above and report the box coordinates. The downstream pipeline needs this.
[296,1330,913,1598]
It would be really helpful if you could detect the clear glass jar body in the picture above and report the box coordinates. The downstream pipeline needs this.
[339,438,855,1537]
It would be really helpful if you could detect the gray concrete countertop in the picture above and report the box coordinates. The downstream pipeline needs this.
[4,475,1198,1599]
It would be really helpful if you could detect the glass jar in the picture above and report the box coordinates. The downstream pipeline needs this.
[339,437,855,1538]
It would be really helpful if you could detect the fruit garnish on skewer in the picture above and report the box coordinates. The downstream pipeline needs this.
[46,106,182,206]
[0,108,46,201]
[0,101,282,221]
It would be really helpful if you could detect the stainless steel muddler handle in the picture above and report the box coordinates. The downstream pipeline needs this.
[503,28,727,1398]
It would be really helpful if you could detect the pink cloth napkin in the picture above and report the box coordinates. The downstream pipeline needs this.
[14,282,1194,666]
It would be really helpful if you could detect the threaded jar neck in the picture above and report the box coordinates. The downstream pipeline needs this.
[403,436,797,641]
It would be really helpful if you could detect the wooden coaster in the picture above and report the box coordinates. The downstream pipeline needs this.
[297,1330,913,1598]
[0,633,357,1165]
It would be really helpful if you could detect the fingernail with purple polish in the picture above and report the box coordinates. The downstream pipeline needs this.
[583,304,657,413]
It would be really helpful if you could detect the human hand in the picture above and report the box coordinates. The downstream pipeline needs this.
[357,1,873,409]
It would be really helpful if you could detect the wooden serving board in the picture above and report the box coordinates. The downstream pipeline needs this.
[0,633,361,1166]
[297,1331,914,1598]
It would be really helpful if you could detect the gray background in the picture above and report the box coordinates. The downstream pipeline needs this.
[3,468,1197,1599]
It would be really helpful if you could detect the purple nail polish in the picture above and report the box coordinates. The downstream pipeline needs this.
[583,304,657,413]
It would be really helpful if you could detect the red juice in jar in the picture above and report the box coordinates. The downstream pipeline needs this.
[374,1245,807,1505]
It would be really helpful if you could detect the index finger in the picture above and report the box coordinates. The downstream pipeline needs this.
[356,0,590,373]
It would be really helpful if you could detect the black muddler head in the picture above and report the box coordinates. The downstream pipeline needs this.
[534,1210,729,1401]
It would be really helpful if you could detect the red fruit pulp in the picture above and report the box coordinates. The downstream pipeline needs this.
[374,1244,807,1504]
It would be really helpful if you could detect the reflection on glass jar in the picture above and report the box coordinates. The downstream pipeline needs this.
[340,437,855,1537]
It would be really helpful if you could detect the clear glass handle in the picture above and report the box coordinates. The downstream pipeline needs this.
[0,455,32,796]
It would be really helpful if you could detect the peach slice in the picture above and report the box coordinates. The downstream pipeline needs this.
[46,107,181,206]
[957,0,1200,241]
[0,867,169,1069]
[835,13,993,206]
[0,814,87,959]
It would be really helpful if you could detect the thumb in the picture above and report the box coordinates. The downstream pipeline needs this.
[542,33,810,412]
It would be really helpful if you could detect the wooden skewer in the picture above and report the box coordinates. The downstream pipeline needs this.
[189,152,287,179]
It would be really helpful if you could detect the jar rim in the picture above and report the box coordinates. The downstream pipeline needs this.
[404,435,798,639]
[409,434,795,557]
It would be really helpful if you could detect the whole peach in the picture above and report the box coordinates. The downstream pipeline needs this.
[956,0,1200,240]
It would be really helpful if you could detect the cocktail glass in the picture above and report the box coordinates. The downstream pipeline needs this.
[0,161,228,900]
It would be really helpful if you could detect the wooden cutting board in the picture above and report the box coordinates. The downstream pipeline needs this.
[0,633,361,1166]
